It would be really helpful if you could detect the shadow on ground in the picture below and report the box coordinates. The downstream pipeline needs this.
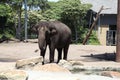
[81,53,116,62]
[0,58,21,62]
[0,53,116,62]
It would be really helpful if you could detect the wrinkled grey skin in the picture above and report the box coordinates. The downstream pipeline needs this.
[33,21,71,64]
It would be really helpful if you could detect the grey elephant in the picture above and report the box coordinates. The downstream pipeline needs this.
[33,21,71,64]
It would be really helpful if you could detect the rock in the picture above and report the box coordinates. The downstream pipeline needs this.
[33,63,71,73]
[58,60,73,70]
[0,70,28,80]
[16,56,43,69]
[69,61,84,66]
[26,71,116,80]
[58,60,84,71]
[101,71,120,79]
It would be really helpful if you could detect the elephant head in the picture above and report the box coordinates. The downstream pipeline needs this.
[36,21,57,52]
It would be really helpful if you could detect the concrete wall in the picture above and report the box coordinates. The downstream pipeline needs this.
[99,25,109,45]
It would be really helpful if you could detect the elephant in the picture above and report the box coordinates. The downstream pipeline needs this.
[33,21,71,64]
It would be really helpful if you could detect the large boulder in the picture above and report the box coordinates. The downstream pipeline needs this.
[33,63,71,73]
[101,71,120,79]
[58,60,84,71]
[16,56,43,69]
[58,60,73,70]
[26,70,116,80]
[0,70,28,80]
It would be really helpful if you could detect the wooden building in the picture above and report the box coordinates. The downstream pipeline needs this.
[81,0,117,45]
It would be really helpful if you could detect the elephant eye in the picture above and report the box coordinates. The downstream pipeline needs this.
[45,30,49,35]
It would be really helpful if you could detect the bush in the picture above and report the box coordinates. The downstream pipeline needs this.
[88,31,100,45]
[0,28,14,42]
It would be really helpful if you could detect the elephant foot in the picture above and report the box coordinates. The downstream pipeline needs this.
[57,61,59,64]
[42,61,44,65]
[50,60,54,63]
[57,59,60,63]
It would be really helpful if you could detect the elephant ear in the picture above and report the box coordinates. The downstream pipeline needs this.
[31,24,39,33]
[49,27,57,35]
[51,28,57,34]
[48,23,57,35]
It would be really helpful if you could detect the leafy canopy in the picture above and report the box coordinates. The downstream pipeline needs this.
[0,4,12,16]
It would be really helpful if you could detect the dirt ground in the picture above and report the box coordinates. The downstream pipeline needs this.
[0,40,120,71]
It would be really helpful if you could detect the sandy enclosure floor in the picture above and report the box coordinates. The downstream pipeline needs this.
[0,41,119,71]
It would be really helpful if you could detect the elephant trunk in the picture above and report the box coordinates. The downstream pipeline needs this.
[38,34,46,50]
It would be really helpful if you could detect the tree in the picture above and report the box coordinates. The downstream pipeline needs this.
[0,0,50,40]
[0,3,15,42]
[0,0,24,40]
[0,4,11,32]
[60,0,92,43]
[42,1,62,20]
[7,0,23,40]
[7,0,49,40]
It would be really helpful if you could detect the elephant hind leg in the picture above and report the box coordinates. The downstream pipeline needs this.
[63,45,69,60]
[57,48,62,63]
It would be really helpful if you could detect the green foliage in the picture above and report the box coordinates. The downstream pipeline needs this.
[42,1,62,20]
[79,27,88,43]
[28,11,44,24]
[0,3,14,25]
[0,4,12,17]
[59,0,92,19]
[9,0,23,11]
[0,28,14,41]
[88,31,100,45]
[0,3,16,41]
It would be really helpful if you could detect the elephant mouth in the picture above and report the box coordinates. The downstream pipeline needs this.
[42,44,46,50]
[39,40,47,50]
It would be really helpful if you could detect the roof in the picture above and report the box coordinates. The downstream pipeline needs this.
[80,0,117,14]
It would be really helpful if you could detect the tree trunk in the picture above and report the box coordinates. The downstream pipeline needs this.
[16,7,22,41]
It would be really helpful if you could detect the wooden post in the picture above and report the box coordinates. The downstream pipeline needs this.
[116,0,120,62]
[83,6,104,45]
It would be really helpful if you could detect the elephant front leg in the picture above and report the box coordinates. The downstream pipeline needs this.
[40,49,46,65]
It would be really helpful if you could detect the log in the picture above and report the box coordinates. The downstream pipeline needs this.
[83,6,104,45]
